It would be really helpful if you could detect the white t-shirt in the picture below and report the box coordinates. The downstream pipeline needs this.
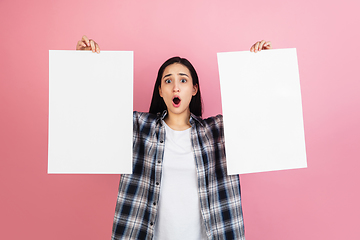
[153,121,207,240]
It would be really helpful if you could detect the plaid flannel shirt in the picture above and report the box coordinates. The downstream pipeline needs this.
[111,111,245,240]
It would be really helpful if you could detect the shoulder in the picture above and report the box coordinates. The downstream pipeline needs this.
[133,111,158,123]
[192,114,224,132]
[200,114,223,128]
[133,111,162,133]
[194,114,224,143]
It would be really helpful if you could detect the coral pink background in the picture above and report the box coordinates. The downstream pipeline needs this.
[1,0,359,239]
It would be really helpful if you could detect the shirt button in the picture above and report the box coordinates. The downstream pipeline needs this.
[160,140,164,143]
[150,222,154,226]
[156,182,159,185]
[157,160,161,164]
[153,202,156,206]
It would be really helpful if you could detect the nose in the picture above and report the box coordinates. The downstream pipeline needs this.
[173,81,180,92]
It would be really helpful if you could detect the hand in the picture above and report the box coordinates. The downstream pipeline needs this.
[250,40,272,53]
[76,35,100,53]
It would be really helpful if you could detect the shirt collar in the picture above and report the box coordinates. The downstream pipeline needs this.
[156,110,204,127]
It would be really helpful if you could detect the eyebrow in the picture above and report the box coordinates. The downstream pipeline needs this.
[163,73,189,79]
[179,73,189,77]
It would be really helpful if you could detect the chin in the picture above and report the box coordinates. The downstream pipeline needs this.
[168,107,190,115]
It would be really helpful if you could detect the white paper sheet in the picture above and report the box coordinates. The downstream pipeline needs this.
[48,50,133,174]
[217,48,307,175]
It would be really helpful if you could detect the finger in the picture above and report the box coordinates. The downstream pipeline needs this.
[95,43,100,53]
[258,40,266,51]
[250,43,256,52]
[82,35,90,47]
[264,41,272,49]
[77,41,87,50]
[76,40,82,50]
[254,41,260,52]
[90,39,96,53]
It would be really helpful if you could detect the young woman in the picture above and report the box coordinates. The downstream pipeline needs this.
[76,36,272,240]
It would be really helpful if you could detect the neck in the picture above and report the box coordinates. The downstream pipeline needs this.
[164,109,191,131]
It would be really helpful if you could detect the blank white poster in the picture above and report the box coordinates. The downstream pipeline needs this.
[48,50,133,174]
[217,48,307,175]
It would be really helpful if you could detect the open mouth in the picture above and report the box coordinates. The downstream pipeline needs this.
[172,96,181,107]
[173,97,180,105]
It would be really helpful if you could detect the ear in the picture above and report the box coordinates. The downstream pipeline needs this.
[159,86,163,97]
[192,84,198,96]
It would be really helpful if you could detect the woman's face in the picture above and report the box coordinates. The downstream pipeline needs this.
[159,63,198,117]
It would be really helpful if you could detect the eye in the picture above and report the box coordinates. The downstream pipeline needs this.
[180,79,187,83]
[165,79,172,83]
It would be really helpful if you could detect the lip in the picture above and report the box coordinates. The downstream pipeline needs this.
[172,95,181,108]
